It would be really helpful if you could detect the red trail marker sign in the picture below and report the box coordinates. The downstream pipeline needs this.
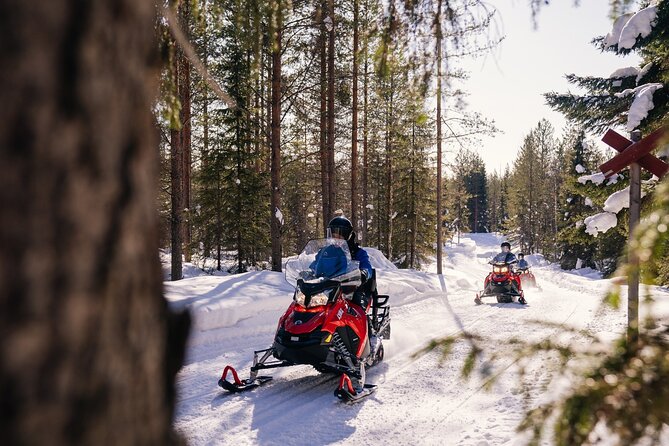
[599,126,669,346]
[600,127,668,179]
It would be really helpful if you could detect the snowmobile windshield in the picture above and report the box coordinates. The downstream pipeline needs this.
[285,238,361,287]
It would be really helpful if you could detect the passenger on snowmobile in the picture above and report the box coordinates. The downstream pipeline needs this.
[491,242,517,266]
[516,253,539,289]
[516,253,529,271]
[326,216,373,311]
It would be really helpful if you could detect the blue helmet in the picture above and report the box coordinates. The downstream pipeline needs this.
[314,244,347,278]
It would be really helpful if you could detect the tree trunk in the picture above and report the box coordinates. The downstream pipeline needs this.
[351,0,359,233]
[0,1,188,444]
[327,0,336,216]
[362,7,369,243]
[410,122,417,268]
[385,77,394,260]
[319,2,330,235]
[435,3,443,274]
[179,1,192,263]
[170,119,184,280]
[270,5,283,272]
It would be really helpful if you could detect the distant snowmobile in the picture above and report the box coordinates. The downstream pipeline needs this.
[475,260,526,305]
[517,267,541,290]
[218,238,391,403]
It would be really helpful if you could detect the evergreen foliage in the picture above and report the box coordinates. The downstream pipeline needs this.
[506,120,559,256]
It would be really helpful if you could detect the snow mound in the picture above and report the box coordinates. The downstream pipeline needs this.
[525,253,549,267]
[165,271,292,332]
[365,247,398,270]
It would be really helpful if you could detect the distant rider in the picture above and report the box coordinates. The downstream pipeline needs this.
[517,253,529,271]
[327,216,373,311]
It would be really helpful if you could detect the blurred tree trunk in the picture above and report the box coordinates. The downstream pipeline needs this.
[0,1,187,444]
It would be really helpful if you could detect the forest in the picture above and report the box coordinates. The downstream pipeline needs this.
[160,0,669,285]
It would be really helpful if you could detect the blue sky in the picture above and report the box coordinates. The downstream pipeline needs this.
[457,0,641,174]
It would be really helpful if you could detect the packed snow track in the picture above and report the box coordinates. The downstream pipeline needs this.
[166,233,669,445]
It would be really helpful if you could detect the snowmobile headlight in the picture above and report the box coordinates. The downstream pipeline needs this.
[294,290,330,308]
[493,265,508,274]
[308,292,330,307]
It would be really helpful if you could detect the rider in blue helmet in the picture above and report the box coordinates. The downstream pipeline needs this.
[327,216,373,310]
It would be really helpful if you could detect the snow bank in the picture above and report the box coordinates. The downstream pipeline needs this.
[365,247,398,270]
[165,271,293,332]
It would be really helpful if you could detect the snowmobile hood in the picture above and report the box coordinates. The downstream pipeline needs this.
[282,303,327,335]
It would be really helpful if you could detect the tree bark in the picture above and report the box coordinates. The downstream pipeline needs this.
[170,115,184,280]
[0,1,187,444]
[435,2,443,275]
[351,0,359,232]
[270,4,283,272]
[385,76,394,259]
[362,3,369,243]
[179,3,192,264]
[319,2,330,235]
[326,0,336,216]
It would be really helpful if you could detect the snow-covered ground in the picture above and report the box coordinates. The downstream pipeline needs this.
[166,233,669,445]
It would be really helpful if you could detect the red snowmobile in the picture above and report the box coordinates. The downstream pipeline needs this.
[475,261,526,305]
[517,267,540,289]
[218,239,391,403]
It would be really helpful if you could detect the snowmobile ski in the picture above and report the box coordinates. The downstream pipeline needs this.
[218,365,272,393]
[334,373,376,403]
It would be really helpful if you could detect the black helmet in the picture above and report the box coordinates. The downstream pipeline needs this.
[501,242,511,249]
[327,216,353,240]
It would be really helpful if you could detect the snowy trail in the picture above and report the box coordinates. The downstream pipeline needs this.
[168,233,668,445]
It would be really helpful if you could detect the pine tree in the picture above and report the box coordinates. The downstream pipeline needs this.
[464,152,488,233]
[545,1,669,135]
[557,130,604,269]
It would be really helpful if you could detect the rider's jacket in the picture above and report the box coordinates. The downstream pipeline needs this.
[492,251,517,264]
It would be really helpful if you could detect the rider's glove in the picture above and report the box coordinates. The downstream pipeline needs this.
[360,269,369,285]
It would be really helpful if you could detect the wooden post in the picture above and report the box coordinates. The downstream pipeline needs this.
[628,130,642,346]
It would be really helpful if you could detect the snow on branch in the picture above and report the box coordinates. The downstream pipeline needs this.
[578,172,620,186]
[615,83,664,130]
[584,212,617,236]
[604,5,659,50]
